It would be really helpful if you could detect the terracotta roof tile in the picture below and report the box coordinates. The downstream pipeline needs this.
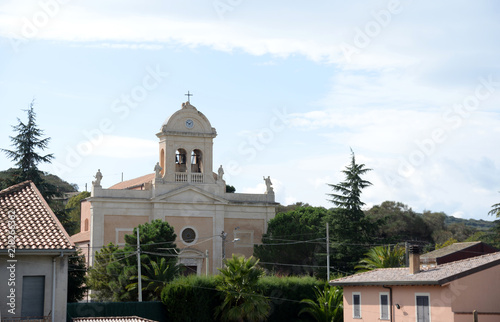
[108,173,155,190]
[0,181,74,250]
[330,251,500,286]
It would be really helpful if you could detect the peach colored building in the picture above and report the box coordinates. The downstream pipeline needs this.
[71,101,277,275]
[330,251,500,322]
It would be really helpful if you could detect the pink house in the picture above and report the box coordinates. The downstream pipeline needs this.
[330,248,500,322]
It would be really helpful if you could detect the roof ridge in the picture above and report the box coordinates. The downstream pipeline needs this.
[0,180,32,196]
[438,250,500,268]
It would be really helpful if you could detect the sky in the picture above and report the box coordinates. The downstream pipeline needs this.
[0,0,499,220]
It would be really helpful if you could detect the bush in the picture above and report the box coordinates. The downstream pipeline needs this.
[259,276,324,322]
[161,275,219,322]
[162,275,323,321]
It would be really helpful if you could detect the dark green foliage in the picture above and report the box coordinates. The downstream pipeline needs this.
[87,220,179,302]
[215,255,270,321]
[87,243,122,301]
[161,275,323,322]
[355,245,405,272]
[275,202,312,214]
[225,185,236,193]
[328,208,376,273]
[66,191,91,231]
[327,150,372,211]
[445,215,495,231]
[327,151,376,273]
[1,101,57,201]
[258,276,324,322]
[254,206,329,276]
[68,248,88,302]
[161,275,219,322]
[299,284,343,322]
[365,201,432,243]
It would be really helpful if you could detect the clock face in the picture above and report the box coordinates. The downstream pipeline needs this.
[185,119,194,129]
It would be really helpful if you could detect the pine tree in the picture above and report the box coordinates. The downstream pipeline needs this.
[1,100,57,200]
[327,150,375,273]
[327,149,372,211]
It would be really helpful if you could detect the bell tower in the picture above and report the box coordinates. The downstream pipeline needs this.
[156,101,217,184]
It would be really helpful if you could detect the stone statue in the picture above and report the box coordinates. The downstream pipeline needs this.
[218,165,224,181]
[154,162,163,179]
[92,169,103,186]
[263,176,274,193]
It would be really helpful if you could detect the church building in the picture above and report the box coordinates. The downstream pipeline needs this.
[71,101,277,275]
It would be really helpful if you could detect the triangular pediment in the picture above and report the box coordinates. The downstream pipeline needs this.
[152,185,227,204]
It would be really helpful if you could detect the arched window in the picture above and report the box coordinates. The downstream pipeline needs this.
[84,218,89,231]
[191,149,203,173]
[160,148,165,176]
[175,148,187,172]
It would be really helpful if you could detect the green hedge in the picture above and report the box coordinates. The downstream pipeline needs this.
[161,275,219,322]
[161,275,324,321]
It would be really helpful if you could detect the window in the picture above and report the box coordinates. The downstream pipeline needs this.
[416,294,430,322]
[180,226,198,245]
[352,292,361,319]
[21,276,45,317]
[380,292,390,320]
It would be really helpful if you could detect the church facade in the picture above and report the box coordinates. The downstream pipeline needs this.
[72,102,277,275]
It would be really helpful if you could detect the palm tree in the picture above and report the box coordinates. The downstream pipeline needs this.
[300,285,343,322]
[216,255,270,322]
[489,197,500,217]
[126,257,179,301]
[355,245,405,272]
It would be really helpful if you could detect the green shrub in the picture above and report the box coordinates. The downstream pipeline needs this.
[259,276,324,322]
[161,275,324,321]
[161,275,219,322]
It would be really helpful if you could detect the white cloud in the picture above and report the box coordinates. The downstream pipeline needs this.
[89,135,157,158]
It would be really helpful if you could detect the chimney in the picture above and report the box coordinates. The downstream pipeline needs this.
[409,245,421,274]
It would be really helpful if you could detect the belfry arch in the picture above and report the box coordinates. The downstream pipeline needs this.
[156,101,217,184]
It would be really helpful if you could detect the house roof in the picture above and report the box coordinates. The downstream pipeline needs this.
[108,173,155,190]
[70,230,90,244]
[420,241,484,261]
[329,251,500,286]
[0,181,74,251]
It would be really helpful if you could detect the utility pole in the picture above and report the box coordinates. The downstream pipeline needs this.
[221,231,227,267]
[326,222,330,282]
[137,228,142,302]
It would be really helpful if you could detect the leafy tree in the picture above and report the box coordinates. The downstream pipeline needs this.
[365,201,432,243]
[327,151,375,273]
[355,245,405,272]
[435,237,458,250]
[66,191,91,231]
[87,220,178,302]
[299,284,343,322]
[216,255,270,322]
[1,100,58,200]
[226,185,236,193]
[275,201,312,214]
[67,248,88,302]
[254,206,329,276]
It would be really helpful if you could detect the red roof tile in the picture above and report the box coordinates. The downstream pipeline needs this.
[0,181,74,250]
[330,251,500,286]
[108,173,155,190]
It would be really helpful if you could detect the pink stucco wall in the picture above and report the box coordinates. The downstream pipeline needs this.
[342,265,500,321]
[343,285,454,322]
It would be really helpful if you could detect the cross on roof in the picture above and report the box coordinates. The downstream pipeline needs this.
[185,91,193,103]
